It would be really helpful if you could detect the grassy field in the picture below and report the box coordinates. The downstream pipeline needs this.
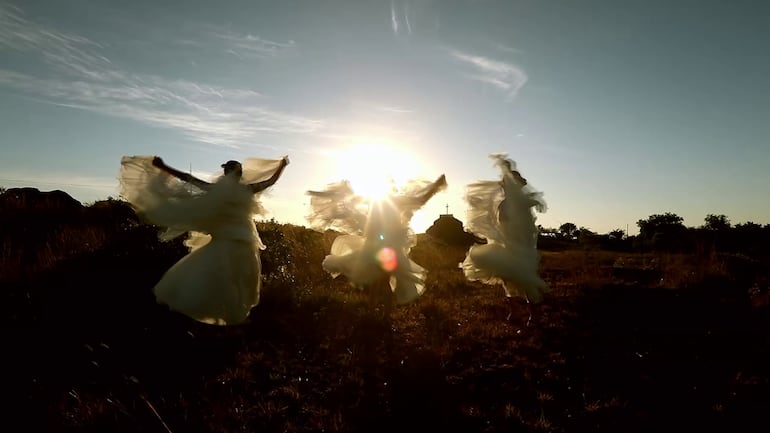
[3,218,769,433]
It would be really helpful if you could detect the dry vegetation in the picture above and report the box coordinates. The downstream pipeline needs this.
[2,197,770,433]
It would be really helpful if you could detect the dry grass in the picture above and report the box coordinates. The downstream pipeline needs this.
[0,224,109,281]
[3,221,770,433]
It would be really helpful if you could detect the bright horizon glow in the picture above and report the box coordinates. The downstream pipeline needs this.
[332,141,420,201]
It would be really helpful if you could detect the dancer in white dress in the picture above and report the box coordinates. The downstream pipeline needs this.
[462,154,548,303]
[307,174,447,307]
[118,155,289,325]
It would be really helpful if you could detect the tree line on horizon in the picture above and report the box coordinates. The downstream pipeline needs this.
[539,212,770,256]
[1,186,769,258]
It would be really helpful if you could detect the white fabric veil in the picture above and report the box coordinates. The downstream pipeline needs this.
[118,155,285,249]
[307,177,446,304]
[306,180,369,236]
[462,153,549,302]
[465,154,546,246]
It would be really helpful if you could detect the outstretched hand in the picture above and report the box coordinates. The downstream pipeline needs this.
[436,174,447,188]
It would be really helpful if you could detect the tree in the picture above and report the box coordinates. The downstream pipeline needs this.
[576,226,598,247]
[735,221,762,232]
[558,222,578,239]
[703,214,731,231]
[637,212,684,237]
[608,229,625,241]
[732,221,769,255]
[636,212,688,251]
[538,225,559,237]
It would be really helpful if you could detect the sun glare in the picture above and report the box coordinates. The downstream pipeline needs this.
[334,142,418,200]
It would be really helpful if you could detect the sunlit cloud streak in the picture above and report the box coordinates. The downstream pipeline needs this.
[0,4,323,148]
[448,48,528,99]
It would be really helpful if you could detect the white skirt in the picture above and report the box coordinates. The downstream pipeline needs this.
[462,242,547,303]
[154,234,261,325]
[322,234,427,305]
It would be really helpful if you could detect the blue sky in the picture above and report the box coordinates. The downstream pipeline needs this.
[1,0,768,234]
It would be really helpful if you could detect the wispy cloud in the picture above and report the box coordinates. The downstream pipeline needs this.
[390,0,413,35]
[0,4,324,148]
[495,42,524,54]
[448,48,528,100]
[391,1,400,34]
[378,105,414,114]
[351,100,415,115]
[212,30,295,59]
[0,3,111,77]
[404,2,412,34]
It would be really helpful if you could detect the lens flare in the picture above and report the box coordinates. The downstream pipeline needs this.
[376,247,398,272]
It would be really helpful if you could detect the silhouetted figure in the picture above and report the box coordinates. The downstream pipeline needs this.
[118,155,289,325]
[462,154,548,304]
[307,174,447,314]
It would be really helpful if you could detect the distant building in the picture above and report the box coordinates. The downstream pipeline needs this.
[425,213,483,248]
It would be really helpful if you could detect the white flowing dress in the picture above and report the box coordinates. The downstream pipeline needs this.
[307,179,445,304]
[118,156,283,325]
[461,154,549,303]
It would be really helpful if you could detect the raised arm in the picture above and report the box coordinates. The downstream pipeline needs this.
[152,156,211,190]
[411,174,447,205]
[394,174,447,207]
[419,174,448,204]
[250,156,289,194]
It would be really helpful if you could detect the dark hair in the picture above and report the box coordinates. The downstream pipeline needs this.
[511,170,527,186]
[221,160,242,170]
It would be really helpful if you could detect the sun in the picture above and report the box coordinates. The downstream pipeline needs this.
[333,141,419,200]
